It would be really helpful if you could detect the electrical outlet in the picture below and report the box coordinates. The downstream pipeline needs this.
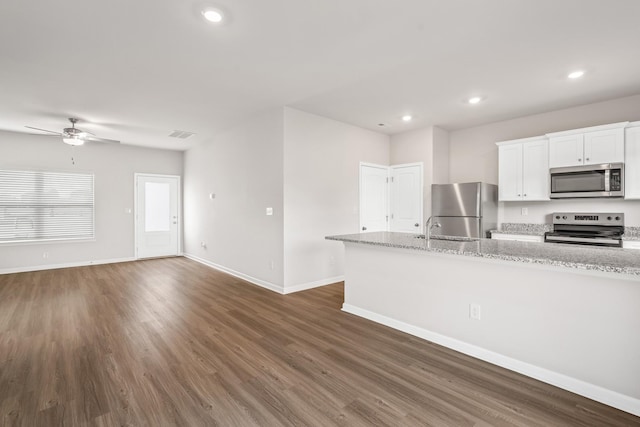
[200,241,207,249]
[521,207,528,216]
[469,303,481,320]
[329,256,335,266]
[42,252,49,259]
[269,260,275,270]
[266,207,273,216]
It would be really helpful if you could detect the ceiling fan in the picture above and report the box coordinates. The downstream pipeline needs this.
[25,117,120,146]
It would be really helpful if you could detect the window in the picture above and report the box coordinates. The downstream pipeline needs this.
[0,169,94,243]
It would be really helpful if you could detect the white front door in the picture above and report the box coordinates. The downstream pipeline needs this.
[390,163,423,233]
[136,174,180,259]
[359,164,389,232]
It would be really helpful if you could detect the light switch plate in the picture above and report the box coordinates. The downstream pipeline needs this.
[266,207,273,216]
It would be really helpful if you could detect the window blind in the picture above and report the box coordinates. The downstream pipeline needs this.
[0,169,94,243]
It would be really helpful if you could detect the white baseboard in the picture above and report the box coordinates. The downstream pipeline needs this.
[283,275,344,294]
[184,253,285,294]
[0,257,136,275]
[342,303,640,417]
[184,254,341,295]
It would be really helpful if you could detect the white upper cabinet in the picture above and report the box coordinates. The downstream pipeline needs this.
[583,128,624,164]
[548,134,583,168]
[522,139,550,200]
[548,123,626,168]
[497,137,549,201]
[498,142,522,201]
[625,124,640,199]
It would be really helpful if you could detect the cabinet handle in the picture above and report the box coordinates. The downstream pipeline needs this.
[586,158,589,161]
[524,194,527,197]
[578,158,582,162]
[414,223,419,227]
[362,226,367,231]
[517,194,521,197]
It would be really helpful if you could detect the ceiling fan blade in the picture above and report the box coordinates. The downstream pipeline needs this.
[84,135,121,144]
[24,126,62,135]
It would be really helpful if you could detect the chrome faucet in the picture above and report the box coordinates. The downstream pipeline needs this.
[425,216,441,242]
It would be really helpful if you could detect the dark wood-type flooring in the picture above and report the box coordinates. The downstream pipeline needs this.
[0,257,638,426]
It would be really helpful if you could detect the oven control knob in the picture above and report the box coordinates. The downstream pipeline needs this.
[562,215,567,220]
[607,216,612,220]
[615,216,621,221]
[555,215,560,219]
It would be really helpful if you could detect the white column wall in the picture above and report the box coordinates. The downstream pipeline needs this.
[283,107,389,292]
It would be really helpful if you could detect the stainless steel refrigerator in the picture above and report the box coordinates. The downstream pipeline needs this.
[431,182,498,239]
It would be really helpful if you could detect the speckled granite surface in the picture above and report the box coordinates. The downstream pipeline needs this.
[326,231,640,277]
[495,223,552,236]
[624,226,640,240]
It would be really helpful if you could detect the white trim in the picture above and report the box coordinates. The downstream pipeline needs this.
[342,303,640,417]
[545,121,629,138]
[283,275,344,294]
[496,135,547,146]
[134,173,182,260]
[184,253,284,294]
[0,257,135,275]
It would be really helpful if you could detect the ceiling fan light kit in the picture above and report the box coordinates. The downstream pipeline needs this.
[25,117,120,145]
[63,136,85,146]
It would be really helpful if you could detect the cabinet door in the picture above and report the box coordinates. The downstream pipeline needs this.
[549,134,584,168]
[625,127,640,199]
[583,128,624,164]
[498,143,523,201]
[522,139,549,200]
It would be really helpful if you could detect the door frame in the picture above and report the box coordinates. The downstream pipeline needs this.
[134,173,182,260]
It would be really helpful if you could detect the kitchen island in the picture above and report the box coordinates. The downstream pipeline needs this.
[326,232,640,416]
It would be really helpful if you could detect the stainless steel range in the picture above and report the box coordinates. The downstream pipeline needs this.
[544,212,624,247]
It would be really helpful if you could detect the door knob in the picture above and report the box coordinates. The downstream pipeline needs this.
[362,226,367,231]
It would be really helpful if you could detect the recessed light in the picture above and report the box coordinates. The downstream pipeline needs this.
[568,70,585,79]
[202,9,223,23]
[402,115,412,122]
[468,96,482,104]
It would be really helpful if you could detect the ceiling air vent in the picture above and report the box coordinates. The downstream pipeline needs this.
[168,130,195,139]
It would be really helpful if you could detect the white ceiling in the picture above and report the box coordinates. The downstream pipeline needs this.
[1,0,639,150]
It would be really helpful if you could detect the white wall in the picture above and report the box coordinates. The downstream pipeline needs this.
[0,131,183,272]
[283,107,389,291]
[183,108,285,290]
[390,126,449,219]
[449,94,640,225]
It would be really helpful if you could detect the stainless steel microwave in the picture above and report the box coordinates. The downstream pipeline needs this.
[549,163,624,198]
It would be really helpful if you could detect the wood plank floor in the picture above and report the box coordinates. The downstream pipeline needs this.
[0,257,638,426]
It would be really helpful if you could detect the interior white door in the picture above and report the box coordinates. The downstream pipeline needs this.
[136,174,180,258]
[359,164,388,232]
[390,164,423,233]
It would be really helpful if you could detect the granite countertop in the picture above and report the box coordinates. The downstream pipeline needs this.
[326,231,640,277]
[491,223,640,241]
[491,223,551,236]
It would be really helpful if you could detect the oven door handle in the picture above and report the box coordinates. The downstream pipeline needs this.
[545,235,621,245]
